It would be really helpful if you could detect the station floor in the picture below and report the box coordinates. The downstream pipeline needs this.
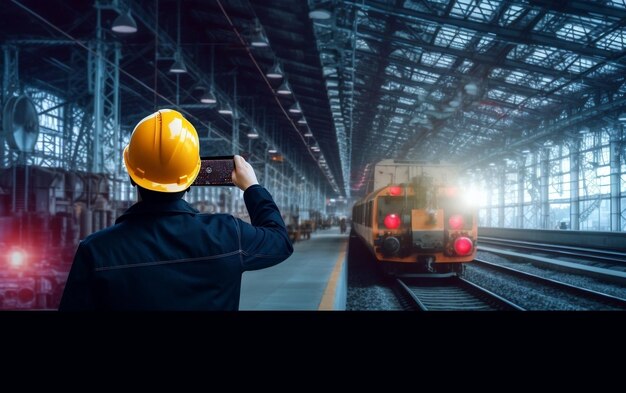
[239,227,348,310]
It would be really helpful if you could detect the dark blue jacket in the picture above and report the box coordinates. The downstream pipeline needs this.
[58,185,293,310]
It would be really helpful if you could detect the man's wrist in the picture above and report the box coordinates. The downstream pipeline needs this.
[243,183,261,192]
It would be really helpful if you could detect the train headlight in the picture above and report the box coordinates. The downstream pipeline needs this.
[453,237,473,256]
[383,214,401,229]
[8,249,27,268]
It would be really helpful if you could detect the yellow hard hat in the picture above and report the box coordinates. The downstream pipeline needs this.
[123,109,201,192]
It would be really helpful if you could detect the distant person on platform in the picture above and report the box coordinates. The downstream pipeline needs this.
[59,109,293,310]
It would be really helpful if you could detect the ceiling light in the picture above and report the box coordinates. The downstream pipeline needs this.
[297,116,307,125]
[112,10,138,33]
[266,62,284,79]
[169,52,187,73]
[247,130,259,139]
[289,102,302,114]
[217,101,233,115]
[464,82,479,96]
[170,2,186,73]
[309,8,332,19]
[250,19,269,47]
[250,30,269,47]
[304,130,313,137]
[268,148,278,154]
[200,89,217,105]
[619,113,626,122]
[276,80,292,95]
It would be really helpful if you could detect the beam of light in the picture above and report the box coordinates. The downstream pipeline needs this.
[9,249,27,268]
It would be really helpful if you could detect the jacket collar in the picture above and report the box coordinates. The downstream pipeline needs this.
[115,199,199,224]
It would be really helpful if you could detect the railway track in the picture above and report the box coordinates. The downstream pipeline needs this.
[479,237,626,266]
[395,276,524,311]
[473,258,626,310]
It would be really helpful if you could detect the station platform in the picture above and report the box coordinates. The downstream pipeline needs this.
[239,227,348,310]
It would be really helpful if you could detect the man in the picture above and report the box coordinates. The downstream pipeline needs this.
[59,109,293,310]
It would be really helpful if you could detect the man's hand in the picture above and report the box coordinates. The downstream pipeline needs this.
[232,155,259,191]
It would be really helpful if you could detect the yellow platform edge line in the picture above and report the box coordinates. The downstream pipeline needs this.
[318,240,348,310]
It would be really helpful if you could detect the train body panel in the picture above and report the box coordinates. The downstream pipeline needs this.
[352,160,477,274]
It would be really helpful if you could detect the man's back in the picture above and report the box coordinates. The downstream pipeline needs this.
[59,185,293,310]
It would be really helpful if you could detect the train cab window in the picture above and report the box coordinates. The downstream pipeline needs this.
[377,196,408,227]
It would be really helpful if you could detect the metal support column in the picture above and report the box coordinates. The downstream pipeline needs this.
[540,148,550,229]
[516,158,525,228]
[610,128,622,231]
[485,171,492,227]
[1,45,19,168]
[569,138,580,230]
[92,8,104,173]
[498,168,505,227]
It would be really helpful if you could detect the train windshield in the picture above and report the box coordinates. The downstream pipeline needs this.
[377,196,408,227]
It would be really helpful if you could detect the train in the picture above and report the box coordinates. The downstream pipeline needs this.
[351,159,477,275]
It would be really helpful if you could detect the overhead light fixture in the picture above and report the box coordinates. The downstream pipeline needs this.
[297,116,307,125]
[579,126,590,134]
[169,53,187,73]
[464,82,479,96]
[200,88,217,104]
[304,130,313,137]
[202,46,218,105]
[250,19,269,47]
[217,101,233,115]
[250,30,269,47]
[247,129,259,138]
[276,80,292,95]
[266,62,284,79]
[170,2,186,73]
[312,146,321,152]
[289,102,302,114]
[112,10,138,33]
[309,5,332,20]
[268,148,278,154]
[619,112,626,122]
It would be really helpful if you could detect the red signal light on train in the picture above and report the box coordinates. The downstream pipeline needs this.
[453,237,473,256]
[388,185,403,196]
[384,214,401,229]
[448,215,464,230]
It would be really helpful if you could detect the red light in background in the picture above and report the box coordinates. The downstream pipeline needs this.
[388,185,402,196]
[8,249,27,268]
[454,237,473,256]
[444,187,458,197]
[448,215,464,230]
[384,214,401,229]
